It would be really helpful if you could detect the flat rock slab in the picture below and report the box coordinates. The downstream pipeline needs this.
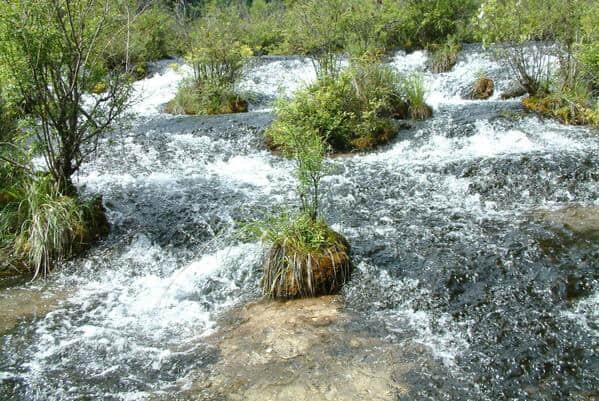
[536,205,599,235]
[0,286,68,333]
[189,296,417,401]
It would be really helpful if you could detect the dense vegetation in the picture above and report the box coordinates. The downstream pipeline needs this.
[0,0,597,279]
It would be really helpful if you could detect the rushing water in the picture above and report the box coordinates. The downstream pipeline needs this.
[1,44,598,400]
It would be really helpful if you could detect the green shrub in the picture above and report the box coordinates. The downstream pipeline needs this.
[98,3,178,80]
[475,0,592,95]
[428,36,461,73]
[268,62,412,153]
[168,4,251,115]
[579,3,599,89]
[165,79,248,115]
[247,212,351,299]
[284,0,348,78]
[0,175,108,278]
[392,0,479,49]
[242,0,287,56]
[186,5,252,87]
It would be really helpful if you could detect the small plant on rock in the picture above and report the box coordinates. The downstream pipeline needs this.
[428,36,461,73]
[247,127,352,299]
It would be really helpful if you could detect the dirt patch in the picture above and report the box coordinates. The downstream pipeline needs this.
[188,296,417,401]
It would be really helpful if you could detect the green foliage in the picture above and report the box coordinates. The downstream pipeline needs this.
[428,36,461,73]
[403,73,433,120]
[165,79,248,115]
[475,0,594,95]
[579,3,599,89]
[245,212,351,299]
[523,88,599,127]
[245,212,340,254]
[186,4,252,86]
[0,0,132,194]
[100,2,178,77]
[268,62,411,153]
[391,0,479,49]
[0,175,107,278]
[241,0,287,55]
[283,0,347,78]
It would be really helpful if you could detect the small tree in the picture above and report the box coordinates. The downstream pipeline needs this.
[277,126,328,221]
[284,0,348,78]
[476,0,593,95]
[0,0,132,195]
[186,5,252,87]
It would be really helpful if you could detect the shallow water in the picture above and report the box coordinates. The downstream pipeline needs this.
[1,45,598,400]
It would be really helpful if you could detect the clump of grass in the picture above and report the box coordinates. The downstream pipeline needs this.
[165,79,248,115]
[245,213,351,299]
[403,73,433,120]
[0,175,108,278]
[428,36,461,73]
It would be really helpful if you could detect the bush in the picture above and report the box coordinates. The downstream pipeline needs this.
[475,0,592,95]
[168,4,251,115]
[0,175,108,278]
[186,5,252,87]
[428,36,461,73]
[393,0,479,49]
[101,3,178,78]
[578,3,599,89]
[241,0,287,56]
[267,62,411,153]
[165,79,248,115]
[283,0,347,78]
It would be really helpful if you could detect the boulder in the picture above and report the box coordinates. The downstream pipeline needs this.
[500,82,527,100]
[462,77,494,100]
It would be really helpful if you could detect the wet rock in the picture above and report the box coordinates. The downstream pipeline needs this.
[191,296,413,401]
[0,287,69,333]
[500,82,527,100]
[462,77,494,100]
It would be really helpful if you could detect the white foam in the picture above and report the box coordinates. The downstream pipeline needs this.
[130,61,192,116]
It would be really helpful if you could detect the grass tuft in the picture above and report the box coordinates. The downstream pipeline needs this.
[245,213,351,299]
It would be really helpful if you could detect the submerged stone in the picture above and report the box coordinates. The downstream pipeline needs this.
[190,296,417,401]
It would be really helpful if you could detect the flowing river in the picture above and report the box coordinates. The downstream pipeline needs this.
[1,44,598,400]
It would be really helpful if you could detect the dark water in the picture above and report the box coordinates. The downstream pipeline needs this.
[1,47,598,400]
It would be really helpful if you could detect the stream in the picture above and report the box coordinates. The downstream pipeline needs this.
[1,44,598,400]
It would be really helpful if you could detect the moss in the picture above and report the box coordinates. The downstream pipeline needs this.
[523,95,599,126]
